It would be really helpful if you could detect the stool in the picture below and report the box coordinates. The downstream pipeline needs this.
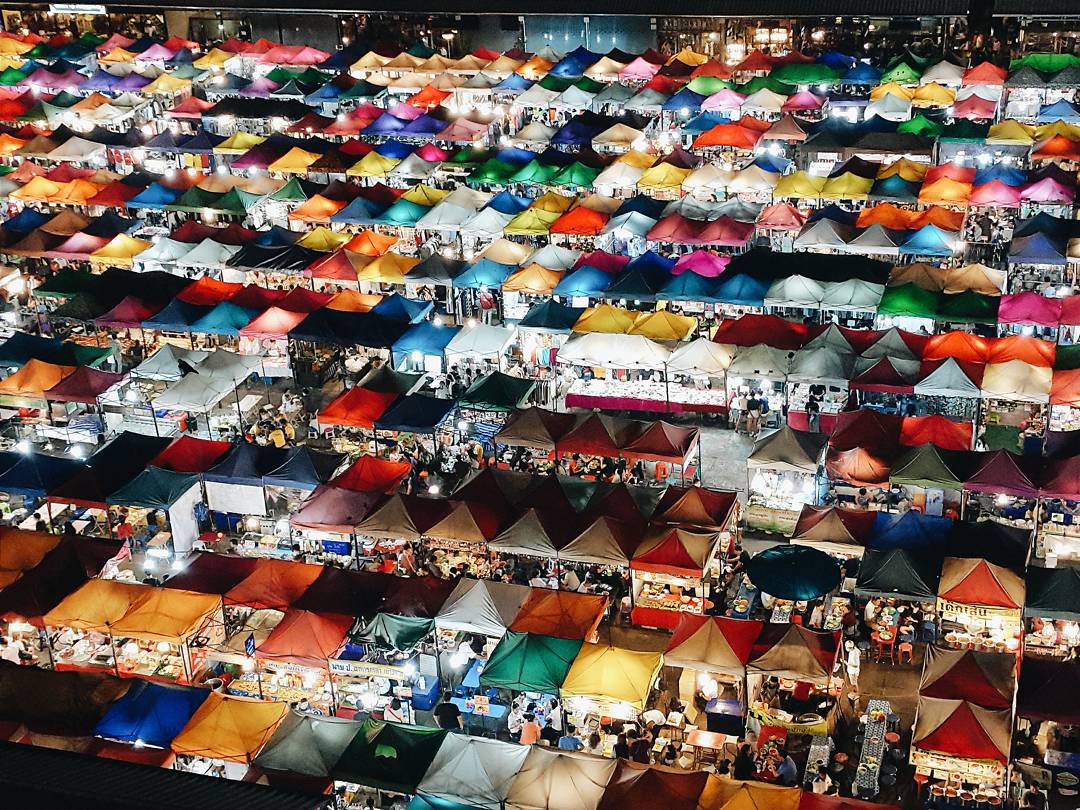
[884,731,900,746]
[897,642,913,664]
[880,773,897,788]
[886,713,901,731]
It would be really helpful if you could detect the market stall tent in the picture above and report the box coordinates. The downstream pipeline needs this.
[855,548,941,601]
[918,645,1014,709]
[663,615,763,676]
[504,747,617,810]
[93,680,210,749]
[434,579,531,638]
[746,624,840,682]
[170,692,289,763]
[252,710,359,778]
[938,557,1025,610]
[479,631,583,694]
[696,778,801,810]
[912,697,1011,763]
[597,762,708,810]
[416,734,530,810]
[1024,566,1080,619]
[560,643,663,711]
[1016,659,1080,725]
[334,720,447,793]
[508,588,608,640]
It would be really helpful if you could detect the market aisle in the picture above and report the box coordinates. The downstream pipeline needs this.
[697,423,756,497]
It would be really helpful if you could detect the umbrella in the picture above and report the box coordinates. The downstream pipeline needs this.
[746,544,840,600]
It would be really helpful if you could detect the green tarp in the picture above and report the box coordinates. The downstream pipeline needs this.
[937,290,1000,324]
[334,720,446,794]
[352,613,433,651]
[479,631,583,693]
[1012,53,1080,73]
[106,467,200,509]
[876,283,939,319]
[458,372,536,413]
[881,61,922,83]
[889,445,964,491]
[1024,566,1080,619]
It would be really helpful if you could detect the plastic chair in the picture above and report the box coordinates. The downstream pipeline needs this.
[897,642,913,664]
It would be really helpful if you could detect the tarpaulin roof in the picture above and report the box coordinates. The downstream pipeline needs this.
[963,449,1040,497]
[888,445,967,491]
[509,589,608,640]
[253,710,358,778]
[263,447,346,490]
[434,578,530,638]
[289,485,380,535]
[93,680,209,749]
[318,385,399,428]
[560,643,662,711]
[42,365,123,403]
[1016,659,1080,725]
[697,779,800,810]
[255,608,352,669]
[746,544,841,601]
[0,359,75,400]
[919,645,1014,709]
[938,557,1025,609]
[170,692,288,763]
[912,698,1011,763]
[824,447,891,487]
[630,527,720,577]
[334,720,446,794]
[900,415,972,452]
[44,578,148,632]
[109,588,221,644]
[0,452,81,497]
[416,735,530,810]
[1025,566,1080,619]
[106,467,199,509]
[791,505,876,551]
[747,624,840,682]
[856,548,941,601]
[224,559,322,611]
[560,516,640,567]
[458,371,535,412]
[663,615,763,676]
[651,485,737,531]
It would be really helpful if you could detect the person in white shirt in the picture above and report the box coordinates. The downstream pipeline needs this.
[845,640,861,689]
[560,566,581,592]
[547,698,563,732]
[506,704,525,742]
[0,637,23,665]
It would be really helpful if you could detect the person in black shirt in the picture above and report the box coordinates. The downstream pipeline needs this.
[539,718,561,746]
[433,690,463,730]
[613,733,630,759]
[733,743,756,780]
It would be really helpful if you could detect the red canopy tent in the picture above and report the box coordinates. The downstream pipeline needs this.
[986,334,1056,367]
[828,409,903,457]
[824,447,890,487]
[621,421,699,465]
[711,314,811,350]
[150,435,234,474]
[913,698,1011,763]
[663,615,763,675]
[597,762,708,810]
[899,415,973,452]
[224,558,322,611]
[254,608,353,669]
[318,387,399,428]
[963,450,1040,498]
[42,366,124,403]
[918,645,1015,710]
[849,357,916,393]
[923,331,990,363]
[330,454,411,493]
[555,413,634,458]
[94,296,161,328]
[938,557,1025,610]
[176,277,244,306]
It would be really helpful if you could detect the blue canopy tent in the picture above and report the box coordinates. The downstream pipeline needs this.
[493,146,537,165]
[899,224,956,257]
[288,309,412,348]
[373,294,433,323]
[867,511,953,551]
[819,51,857,71]
[613,195,667,220]
[1037,98,1080,123]
[484,191,531,215]
[711,273,769,307]
[392,321,460,363]
[93,681,209,749]
[516,299,584,332]
[142,300,214,331]
[375,394,456,434]
[254,225,302,247]
[106,467,202,510]
[126,183,183,211]
[656,271,724,304]
[661,89,706,115]
[603,265,668,303]
[375,139,418,159]
[0,451,82,497]
[187,302,260,336]
[684,112,730,133]
[624,250,676,277]
[452,259,515,290]
[536,147,577,168]
[204,442,289,487]
[842,62,883,84]
[974,164,1027,187]
[553,265,615,298]
[263,446,348,490]
[869,174,920,202]
[492,74,532,94]
[401,115,444,137]
[1009,232,1068,266]
[363,113,409,136]
[550,118,604,147]
[330,197,392,226]
[3,208,49,234]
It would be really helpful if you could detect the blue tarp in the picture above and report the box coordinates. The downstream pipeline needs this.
[375,139,418,159]
[899,224,956,256]
[613,195,667,220]
[126,183,183,210]
[363,113,408,135]
[550,119,602,147]
[142,300,214,331]
[373,293,433,323]
[1037,98,1080,123]
[0,451,82,496]
[254,225,302,247]
[625,250,676,277]
[711,273,770,307]
[492,74,532,94]
[263,446,347,489]
[842,62,883,84]
[661,89,706,113]
[401,115,444,136]
[452,258,515,290]
[1009,231,1068,265]
[656,271,723,303]
[187,302,260,336]
[94,681,209,749]
[553,265,615,297]
[974,164,1027,187]
[204,442,289,487]
[868,510,953,551]
[819,51,857,71]
[3,207,49,233]
[684,112,730,133]
[392,320,460,357]
[330,197,391,226]
[493,146,537,165]
[375,394,456,433]
[485,191,531,215]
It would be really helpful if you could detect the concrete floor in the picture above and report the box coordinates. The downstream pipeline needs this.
[696,423,756,497]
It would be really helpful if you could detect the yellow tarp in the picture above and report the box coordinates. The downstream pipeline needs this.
[877,157,929,182]
[193,48,235,70]
[559,644,663,711]
[351,51,392,70]
[820,172,873,201]
[213,131,267,155]
[529,191,576,214]
[326,289,382,311]
[637,163,691,190]
[43,579,148,632]
[480,238,533,265]
[1036,120,1080,141]
[0,38,31,56]
[296,226,350,252]
[143,73,191,94]
[986,119,1036,145]
[98,47,137,64]
[401,184,449,206]
[870,82,915,101]
[346,152,401,178]
[670,47,709,66]
[288,194,346,223]
[0,529,59,590]
[572,304,638,335]
[697,778,801,810]
[772,171,826,199]
[630,310,698,341]
[912,81,956,107]
[0,359,75,399]
[616,150,657,170]
[171,692,288,763]
[504,208,559,236]
[9,176,64,202]
[90,234,153,266]
[358,252,419,284]
[502,263,563,295]
[267,146,321,174]
[109,588,222,643]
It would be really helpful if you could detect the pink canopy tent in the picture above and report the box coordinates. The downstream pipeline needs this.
[134,44,178,62]
[700,89,746,112]
[756,202,807,231]
[647,214,703,245]
[698,216,755,247]
[96,33,135,53]
[968,179,1021,208]
[998,292,1063,328]
[1060,296,1080,327]
[259,45,330,65]
[1020,177,1076,204]
[671,250,730,277]
[951,94,997,120]
[619,57,662,81]
[781,91,825,112]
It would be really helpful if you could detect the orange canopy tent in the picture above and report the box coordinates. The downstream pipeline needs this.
[254,608,353,668]
[508,589,608,640]
[318,386,399,428]
[0,359,76,400]
[170,692,288,763]
[343,229,398,256]
[224,558,322,611]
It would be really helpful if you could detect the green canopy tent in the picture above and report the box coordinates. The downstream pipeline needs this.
[333,720,447,794]
[351,613,434,651]
[937,290,1000,325]
[508,160,559,185]
[881,62,922,84]
[876,283,940,319]
[31,269,96,300]
[770,63,841,86]
[1024,567,1080,620]
[106,467,202,510]
[855,548,942,602]
[458,372,536,413]
[889,445,966,491]
[479,631,583,694]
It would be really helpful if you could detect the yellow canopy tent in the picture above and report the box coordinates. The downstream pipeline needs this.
[502,263,563,295]
[772,171,826,199]
[98,47,137,65]
[1036,120,1080,141]
[504,208,559,236]
[530,191,576,214]
[267,147,322,174]
[346,152,401,178]
[616,150,658,170]
[214,132,267,155]
[193,48,235,70]
[297,226,350,252]
[143,73,192,95]
[43,579,149,633]
[351,51,392,71]
[869,82,915,101]
[630,310,698,341]
[90,234,153,267]
[358,252,419,285]
[0,529,60,589]
[912,82,956,107]
[820,172,873,201]
[572,304,638,335]
[326,289,383,311]
[108,588,222,644]
[637,164,691,191]
[0,38,32,56]
[171,692,289,763]
[696,777,801,810]
[670,47,709,66]
[877,157,929,182]
[559,644,663,711]
[480,238,533,265]
[986,120,1036,145]
[401,184,450,206]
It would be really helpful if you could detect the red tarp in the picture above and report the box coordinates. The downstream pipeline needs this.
[254,608,352,669]
[850,358,916,393]
[712,314,810,350]
[824,447,891,486]
[899,415,973,452]
[828,409,902,457]
[915,700,1009,763]
[224,558,323,610]
[43,366,124,403]
[176,276,244,306]
[151,435,233,473]
[940,559,1023,609]
[330,454,412,493]
[919,650,1013,709]
[923,331,991,363]
[318,387,399,428]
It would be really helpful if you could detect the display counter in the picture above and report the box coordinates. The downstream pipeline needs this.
[566,378,727,414]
